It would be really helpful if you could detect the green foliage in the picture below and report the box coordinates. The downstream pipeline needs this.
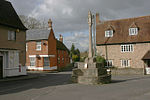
[72,55,80,62]
[70,43,80,62]
[58,63,74,72]
[96,56,106,65]
[80,57,86,62]
[70,44,75,55]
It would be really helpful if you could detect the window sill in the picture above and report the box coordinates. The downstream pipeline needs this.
[4,67,19,70]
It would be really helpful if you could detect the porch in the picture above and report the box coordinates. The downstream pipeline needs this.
[142,50,150,75]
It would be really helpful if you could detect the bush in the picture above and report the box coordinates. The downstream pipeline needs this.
[72,55,80,62]
[80,57,86,62]
[96,56,106,65]
[58,63,74,72]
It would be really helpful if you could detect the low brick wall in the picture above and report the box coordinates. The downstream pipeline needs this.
[111,68,144,75]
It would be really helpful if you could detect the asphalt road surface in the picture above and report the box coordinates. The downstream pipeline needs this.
[0,71,150,100]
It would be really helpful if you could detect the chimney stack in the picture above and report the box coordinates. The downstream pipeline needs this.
[59,34,63,43]
[48,19,52,29]
[96,13,100,24]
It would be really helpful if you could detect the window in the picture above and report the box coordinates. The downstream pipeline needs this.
[8,30,16,40]
[58,57,60,64]
[30,57,36,66]
[62,58,64,63]
[129,28,138,35]
[121,60,130,67]
[26,43,28,51]
[121,44,133,52]
[44,57,50,66]
[36,42,41,51]
[105,30,113,37]
[106,60,113,67]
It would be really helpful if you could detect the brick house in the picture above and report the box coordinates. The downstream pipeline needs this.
[0,0,27,78]
[96,13,150,75]
[26,19,70,71]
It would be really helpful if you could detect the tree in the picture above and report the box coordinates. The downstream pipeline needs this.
[70,44,75,54]
[70,44,80,62]
[19,15,47,29]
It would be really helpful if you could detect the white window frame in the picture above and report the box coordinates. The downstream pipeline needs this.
[8,30,16,40]
[105,30,113,37]
[30,57,36,66]
[129,28,138,35]
[26,43,28,51]
[105,60,113,67]
[36,42,41,51]
[121,44,134,52]
[44,57,50,67]
[121,59,130,68]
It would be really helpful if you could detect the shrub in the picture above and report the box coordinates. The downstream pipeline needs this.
[96,56,106,65]
[72,55,80,62]
[80,57,86,62]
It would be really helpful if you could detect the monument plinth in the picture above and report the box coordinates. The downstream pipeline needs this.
[71,11,111,85]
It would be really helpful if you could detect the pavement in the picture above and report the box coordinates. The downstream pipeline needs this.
[0,73,39,82]
[0,71,150,100]
[0,71,60,82]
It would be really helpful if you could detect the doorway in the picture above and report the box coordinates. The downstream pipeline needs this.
[145,60,150,75]
[0,56,3,78]
[147,60,150,67]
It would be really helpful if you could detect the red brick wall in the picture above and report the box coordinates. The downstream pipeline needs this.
[26,40,48,67]
[26,29,70,70]
[48,29,57,67]
[57,50,70,68]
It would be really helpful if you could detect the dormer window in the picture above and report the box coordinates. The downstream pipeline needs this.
[105,30,113,37]
[129,28,138,35]
[129,22,138,36]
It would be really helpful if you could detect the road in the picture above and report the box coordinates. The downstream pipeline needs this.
[0,71,150,100]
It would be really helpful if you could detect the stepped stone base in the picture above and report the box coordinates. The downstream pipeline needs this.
[72,60,111,85]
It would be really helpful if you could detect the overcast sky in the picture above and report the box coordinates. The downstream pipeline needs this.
[9,0,150,51]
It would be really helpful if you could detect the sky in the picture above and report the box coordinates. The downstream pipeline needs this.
[9,0,150,51]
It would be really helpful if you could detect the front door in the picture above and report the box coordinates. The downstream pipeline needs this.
[0,56,3,78]
[147,60,150,67]
[145,60,150,75]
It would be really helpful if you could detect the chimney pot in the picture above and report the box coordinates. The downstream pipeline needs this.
[96,13,100,24]
[48,19,52,29]
[59,34,63,43]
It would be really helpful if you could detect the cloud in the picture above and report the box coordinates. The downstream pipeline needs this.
[10,0,150,33]
[63,32,89,52]
[9,0,150,51]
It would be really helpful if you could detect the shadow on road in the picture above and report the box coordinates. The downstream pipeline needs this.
[0,72,73,95]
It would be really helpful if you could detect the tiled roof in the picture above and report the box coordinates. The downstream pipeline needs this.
[26,29,50,41]
[56,40,69,53]
[142,50,150,60]
[26,29,70,52]
[0,0,27,30]
[96,15,150,45]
